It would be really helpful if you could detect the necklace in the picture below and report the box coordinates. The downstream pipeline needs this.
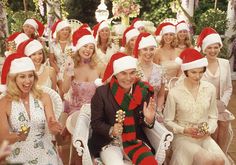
[36,65,44,76]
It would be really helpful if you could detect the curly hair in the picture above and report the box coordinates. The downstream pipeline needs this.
[176,33,192,48]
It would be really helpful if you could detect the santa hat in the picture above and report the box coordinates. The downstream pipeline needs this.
[6,32,29,50]
[175,48,208,71]
[102,52,137,82]
[72,28,95,51]
[196,27,222,53]
[131,18,145,30]
[23,18,45,36]
[155,22,176,36]
[176,20,189,33]
[17,39,43,57]
[92,20,109,39]
[120,26,140,52]
[51,20,71,39]
[133,32,157,58]
[78,23,92,32]
[0,53,26,91]
[9,57,35,74]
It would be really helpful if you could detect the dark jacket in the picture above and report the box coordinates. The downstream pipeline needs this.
[88,82,154,157]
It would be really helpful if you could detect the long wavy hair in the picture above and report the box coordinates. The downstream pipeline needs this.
[175,33,192,48]
[97,29,113,49]
[159,34,176,48]
[6,71,43,101]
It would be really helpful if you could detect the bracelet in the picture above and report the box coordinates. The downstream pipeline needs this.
[144,118,154,127]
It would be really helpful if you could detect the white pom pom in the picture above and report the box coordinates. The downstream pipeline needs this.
[0,84,7,92]
[94,78,103,87]
[4,51,11,57]
[175,57,183,65]
[194,46,201,52]
[155,35,162,44]
[120,47,125,52]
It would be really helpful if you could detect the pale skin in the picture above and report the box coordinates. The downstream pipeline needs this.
[112,69,156,137]
[62,43,103,94]
[30,49,57,90]
[0,71,62,144]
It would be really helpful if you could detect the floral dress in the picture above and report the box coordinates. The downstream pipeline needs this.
[7,94,62,165]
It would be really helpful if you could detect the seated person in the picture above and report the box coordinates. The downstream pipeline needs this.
[164,48,229,165]
[88,52,158,165]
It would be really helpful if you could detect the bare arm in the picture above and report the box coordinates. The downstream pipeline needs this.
[153,49,161,65]
[49,53,60,74]
[49,67,57,91]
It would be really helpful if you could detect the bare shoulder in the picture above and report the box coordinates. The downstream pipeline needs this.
[0,96,11,113]
[96,64,105,77]
[40,92,51,104]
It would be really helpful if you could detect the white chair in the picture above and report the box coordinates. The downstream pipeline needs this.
[67,104,173,165]
[68,19,83,33]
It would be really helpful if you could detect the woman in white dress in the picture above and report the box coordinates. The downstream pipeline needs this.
[17,39,57,90]
[164,48,229,165]
[0,57,63,165]
[197,27,234,154]
[93,21,119,66]
[134,32,165,118]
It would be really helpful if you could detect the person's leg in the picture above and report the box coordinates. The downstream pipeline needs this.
[100,145,124,165]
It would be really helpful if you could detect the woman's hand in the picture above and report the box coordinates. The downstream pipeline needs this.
[184,127,209,139]
[143,97,156,124]
[17,127,30,142]
[48,117,63,135]
[64,56,74,77]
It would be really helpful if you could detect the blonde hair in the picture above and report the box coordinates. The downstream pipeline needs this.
[73,45,97,68]
[6,71,43,101]
[55,27,72,43]
[97,29,113,49]
[175,33,192,48]
[159,35,176,48]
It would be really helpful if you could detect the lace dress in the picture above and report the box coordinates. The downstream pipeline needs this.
[64,80,97,115]
[6,94,63,165]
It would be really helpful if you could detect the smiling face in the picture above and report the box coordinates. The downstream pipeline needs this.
[58,27,71,40]
[204,43,221,61]
[16,71,35,94]
[139,46,156,63]
[177,30,189,40]
[99,27,110,40]
[30,49,44,67]
[78,43,95,60]
[23,24,35,37]
[115,68,136,93]
[163,33,175,44]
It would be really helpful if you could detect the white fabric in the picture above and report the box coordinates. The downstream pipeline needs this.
[133,21,145,29]
[144,122,173,164]
[100,145,125,165]
[176,23,189,33]
[23,19,38,29]
[125,29,139,44]
[24,40,43,56]
[96,43,119,65]
[9,57,35,74]
[180,57,208,71]
[138,35,157,50]
[76,35,95,50]
[161,25,176,35]
[202,33,222,52]
[6,94,63,165]
[53,20,70,38]
[113,56,137,75]
[14,33,29,48]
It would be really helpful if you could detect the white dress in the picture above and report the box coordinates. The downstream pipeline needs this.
[6,94,63,165]
[164,80,230,165]
[95,43,118,65]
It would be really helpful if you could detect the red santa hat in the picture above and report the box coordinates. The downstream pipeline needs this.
[102,52,137,82]
[120,26,140,51]
[196,27,222,53]
[17,39,43,57]
[155,22,176,36]
[78,23,92,32]
[72,28,95,51]
[6,32,29,49]
[23,18,45,36]
[0,53,26,92]
[131,18,145,30]
[175,48,208,71]
[133,32,157,58]
[92,20,109,39]
[51,20,71,39]
[176,20,189,33]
